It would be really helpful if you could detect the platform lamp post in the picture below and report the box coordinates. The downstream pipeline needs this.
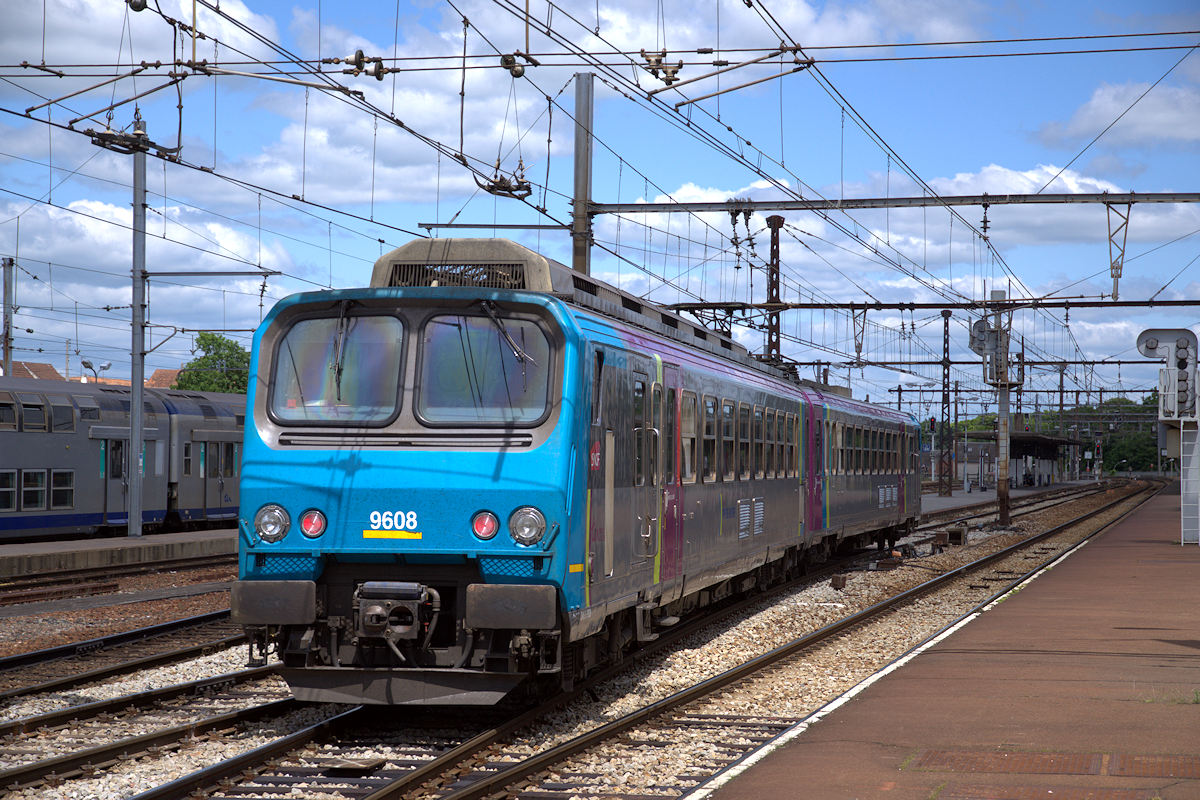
[80,358,111,382]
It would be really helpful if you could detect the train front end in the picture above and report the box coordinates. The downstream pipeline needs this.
[231,281,583,706]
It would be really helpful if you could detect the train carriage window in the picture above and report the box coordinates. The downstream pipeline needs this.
[854,427,863,474]
[721,400,735,481]
[785,414,795,477]
[650,384,662,486]
[591,350,605,424]
[681,392,697,484]
[871,430,878,474]
[768,410,777,479]
[702,396,717,482]
[633,379,646,487]
[21,470,47,511]
[0,471,14,511]
[207,442,221,479]
[183,443,193,477]
[738,403,751,480]
[775,413,785,478]
[17,395,46,432]
[109,440,125,480]
[753,407,765,478]
[51,402,75,432]
[73,395,100,421]
[0,393,15,430]
[664,387,675,484]
[51,470,74,509]
[223,443,236,478]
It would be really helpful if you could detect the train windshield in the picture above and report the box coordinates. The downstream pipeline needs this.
[418,313,551,425]
[271,314,404,424]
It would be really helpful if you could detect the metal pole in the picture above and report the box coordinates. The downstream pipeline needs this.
[571,72,593,275]
[938,309,952,496]
[1,257,12,377]
[995,296,1011,525]
[766,215,784,361]
[129,119,147,538]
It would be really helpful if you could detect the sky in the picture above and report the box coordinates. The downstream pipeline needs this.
[1,0,1198,421]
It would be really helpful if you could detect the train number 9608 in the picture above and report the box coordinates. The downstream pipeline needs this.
[369,510,419,531]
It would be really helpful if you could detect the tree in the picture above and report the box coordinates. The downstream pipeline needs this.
[174,332,250,394]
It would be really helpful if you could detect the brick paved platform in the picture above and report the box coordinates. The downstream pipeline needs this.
[700,483,1200,800]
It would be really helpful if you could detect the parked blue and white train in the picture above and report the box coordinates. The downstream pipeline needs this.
[231,238,921,705]
[0,377,244,539]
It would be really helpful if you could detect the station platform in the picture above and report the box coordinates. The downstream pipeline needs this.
[920,478,1102,515]
[704,483,1200,800]
[0,527,237,579]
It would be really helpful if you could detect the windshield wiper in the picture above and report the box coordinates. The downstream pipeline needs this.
[481,300,535,365]
[330,299,356,403]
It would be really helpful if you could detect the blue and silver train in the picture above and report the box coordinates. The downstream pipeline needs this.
[231,238,921,705]
[0,377,243,538]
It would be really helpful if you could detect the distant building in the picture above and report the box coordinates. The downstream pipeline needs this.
[147,368,181,388]
[0,361,64,380]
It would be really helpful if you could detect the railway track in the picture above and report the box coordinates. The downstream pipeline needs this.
[34,481,1143,800]
[0,610,244,701]
[0,554,236,607]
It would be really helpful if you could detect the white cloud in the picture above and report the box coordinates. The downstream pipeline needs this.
[1040,82,1200,148]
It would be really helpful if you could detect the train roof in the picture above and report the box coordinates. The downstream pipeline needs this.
[0,376,245,412]
[371,238,805,385]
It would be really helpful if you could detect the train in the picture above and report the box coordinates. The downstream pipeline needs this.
[231,238,922,706]
[0,376,244,539]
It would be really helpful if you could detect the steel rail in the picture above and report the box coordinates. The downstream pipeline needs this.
[0,553,236,593]
[0,665,276,738]
[429,483,1159,800]
[0,609,230,671]
[0,697,300,792]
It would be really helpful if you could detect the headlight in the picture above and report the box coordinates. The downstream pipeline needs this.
[509,506,546,546]
[254,504,290,542]
[299,509,326,538]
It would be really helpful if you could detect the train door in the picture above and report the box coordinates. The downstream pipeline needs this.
[203,441,236,518]
[659,364,683,584]
[631,369,658,564]
[586,347,617,592]
[806,407,825,536]
[103,438,128,525]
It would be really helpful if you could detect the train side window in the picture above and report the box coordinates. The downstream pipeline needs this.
[21,470,47,510]
[51,470,74,509]
[721,400,735,481]
[183,443,193,477]
[753,406,764,479]
[650,384,662,487]
[870,429,878,474]
[18,394,46,432]
[853,426,861,474]
[223,443,236,478]
[764,410,775,478]
[702,396,717,482]
[0,394,14,430]
[591,350,605,425]
[633,379,646,487]
[51,403,75,432]
[738,403,751,480]
[0,471,14,511]
[73,395,100,421]
[664,388,676,484]
[109,440,125,480]
[207,442,221,478]
[785,414,795,478]
[681,392,697,484]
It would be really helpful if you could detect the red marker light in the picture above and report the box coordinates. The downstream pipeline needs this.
[472,511,499,540]
[299,509,326,538]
